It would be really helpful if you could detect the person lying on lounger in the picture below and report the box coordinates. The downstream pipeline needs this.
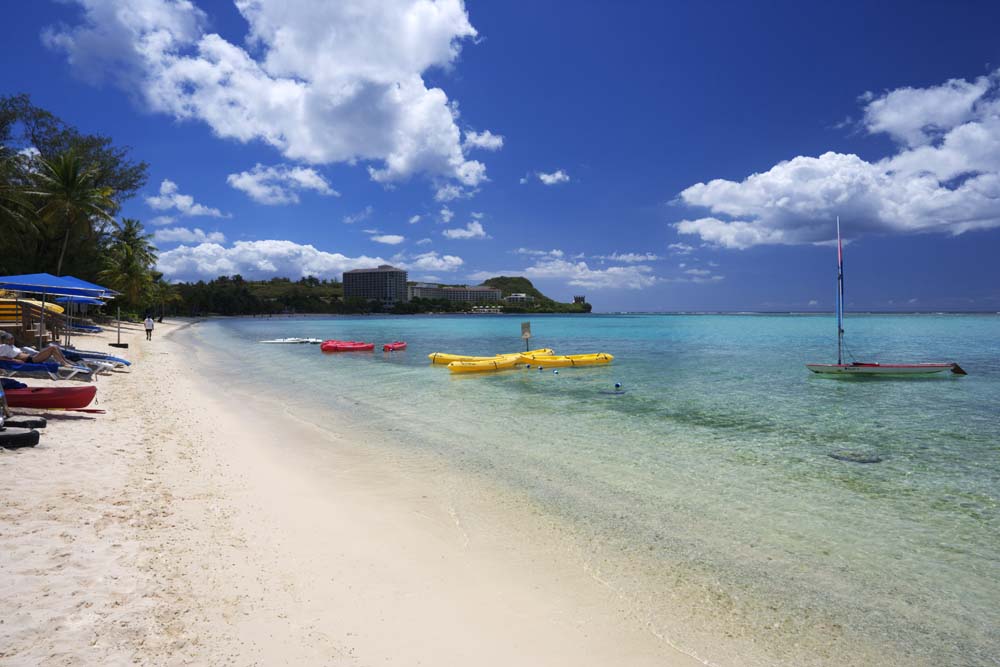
[0,331,74,366]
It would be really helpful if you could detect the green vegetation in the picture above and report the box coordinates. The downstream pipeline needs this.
[482,276,591,313]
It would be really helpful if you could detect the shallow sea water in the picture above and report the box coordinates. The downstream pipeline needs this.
[185,313,1000,666]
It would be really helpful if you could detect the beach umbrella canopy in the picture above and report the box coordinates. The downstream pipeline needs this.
[0,273,111,299]
[55,296,106,305]
[59,275,119,298]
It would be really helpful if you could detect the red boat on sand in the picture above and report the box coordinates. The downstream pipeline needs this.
[382,341,407,352]
[320,340,375,352]
[4,385,97,409]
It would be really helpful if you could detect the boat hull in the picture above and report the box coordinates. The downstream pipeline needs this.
[806,363,958,376]
[428,348,554,365]
[447,357,521,373]
[320,340,375,352]
[382,342,407,351]
[520,353,614,367]
[4,385,97,409]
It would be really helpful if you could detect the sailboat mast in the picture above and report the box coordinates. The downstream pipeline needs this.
[836,217,844,365]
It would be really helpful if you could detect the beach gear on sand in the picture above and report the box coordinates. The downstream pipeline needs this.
[320,340,375,352]
[4,385,97,409]
[0,359,95,382]
[382,341,407,351]
[0,426,39,449]
[2,416,47,429]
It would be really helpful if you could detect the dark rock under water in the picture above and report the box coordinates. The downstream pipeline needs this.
[828,450,883,464]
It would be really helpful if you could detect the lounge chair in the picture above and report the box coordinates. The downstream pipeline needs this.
[0,359,95,382]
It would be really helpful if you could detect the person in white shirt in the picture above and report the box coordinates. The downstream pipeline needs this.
[0,331,74,366]
[144,315,154,341]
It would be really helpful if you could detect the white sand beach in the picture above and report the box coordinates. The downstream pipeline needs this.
[1,320,705,666]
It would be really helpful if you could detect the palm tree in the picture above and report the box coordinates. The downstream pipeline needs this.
[99,218,157,309]
[30,151,115,276]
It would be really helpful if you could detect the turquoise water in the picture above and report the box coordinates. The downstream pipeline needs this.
[185,314,1000,665]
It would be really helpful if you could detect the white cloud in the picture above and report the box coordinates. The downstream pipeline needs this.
[153,226,225,244]
[463,129,504,151]
[519,175,528,185]
[434,183,473,201]
[808,299,819,306]
[156,239,386,281]
[406,251,464,272]
[537,169,570,185]
[149,215,175,226]
[44,0,495,191]
[685,268,711,276]
[227,163,338,205]
[442,220,487,239]
[513,247,564,258]
[371,234,405,245]
[416,237,432,245]
[146,179,226,217]
[598,252,662,263]
[675,70,1000,248]
[439,206,454,223]
[343,205,373,224]
[408,214,422,224]
[470,259,659,290]
[668,242,695,255]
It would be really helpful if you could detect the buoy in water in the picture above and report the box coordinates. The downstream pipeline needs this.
[553,370,558,374]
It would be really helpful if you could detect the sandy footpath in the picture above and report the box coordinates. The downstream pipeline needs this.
[1,319,705,666]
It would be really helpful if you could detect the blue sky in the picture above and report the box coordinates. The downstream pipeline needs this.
[3,1,1000,311]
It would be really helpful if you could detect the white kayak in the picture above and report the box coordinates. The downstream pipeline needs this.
[259,337,323,344]
[806,362,966,376]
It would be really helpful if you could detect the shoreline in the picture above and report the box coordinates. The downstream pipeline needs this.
[1,320,705,665]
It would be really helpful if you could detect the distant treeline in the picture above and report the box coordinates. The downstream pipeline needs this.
[163,275,592,316]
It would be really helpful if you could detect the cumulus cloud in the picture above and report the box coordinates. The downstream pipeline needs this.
[675,69,1000,248]
[149,215,175,226]
[442,220,487,239]
[408,214,422,224]
[153,226,225,244]
[156,239,386,281]
[227,163,338,204]
[404,251,463,271]
[44,0,495,190]
[146,179,226,217]
[462,129,504,151]
[416,237,432,245]
[668,242,695,254]
[371,234,405,245]
[537,169,570,185]
[343,205,373,224]
[470,259,659,290]
[434,183,474,201]
[439,206,454,223]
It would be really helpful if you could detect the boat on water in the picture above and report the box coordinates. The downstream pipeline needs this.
[382,341,407,351]
[4,385,97,409]
[448,357,522,373]
[259,337,322,344]
[520,352,614,367]
[806,219,966,377]
[428,348,554,365]
[320,340,375,352]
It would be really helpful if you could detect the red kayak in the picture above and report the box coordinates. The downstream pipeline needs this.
[320,340,375,352]
[382,341,407,351]
[4,385,97,409]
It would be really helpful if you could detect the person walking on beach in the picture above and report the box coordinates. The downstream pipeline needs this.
[144,315,154,341]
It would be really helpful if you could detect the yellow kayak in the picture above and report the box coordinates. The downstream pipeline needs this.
[447,357,523,373]
[429,348,554,365]
[520,353,614,367]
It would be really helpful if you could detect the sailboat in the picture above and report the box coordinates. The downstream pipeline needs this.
[805,219,967,377]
